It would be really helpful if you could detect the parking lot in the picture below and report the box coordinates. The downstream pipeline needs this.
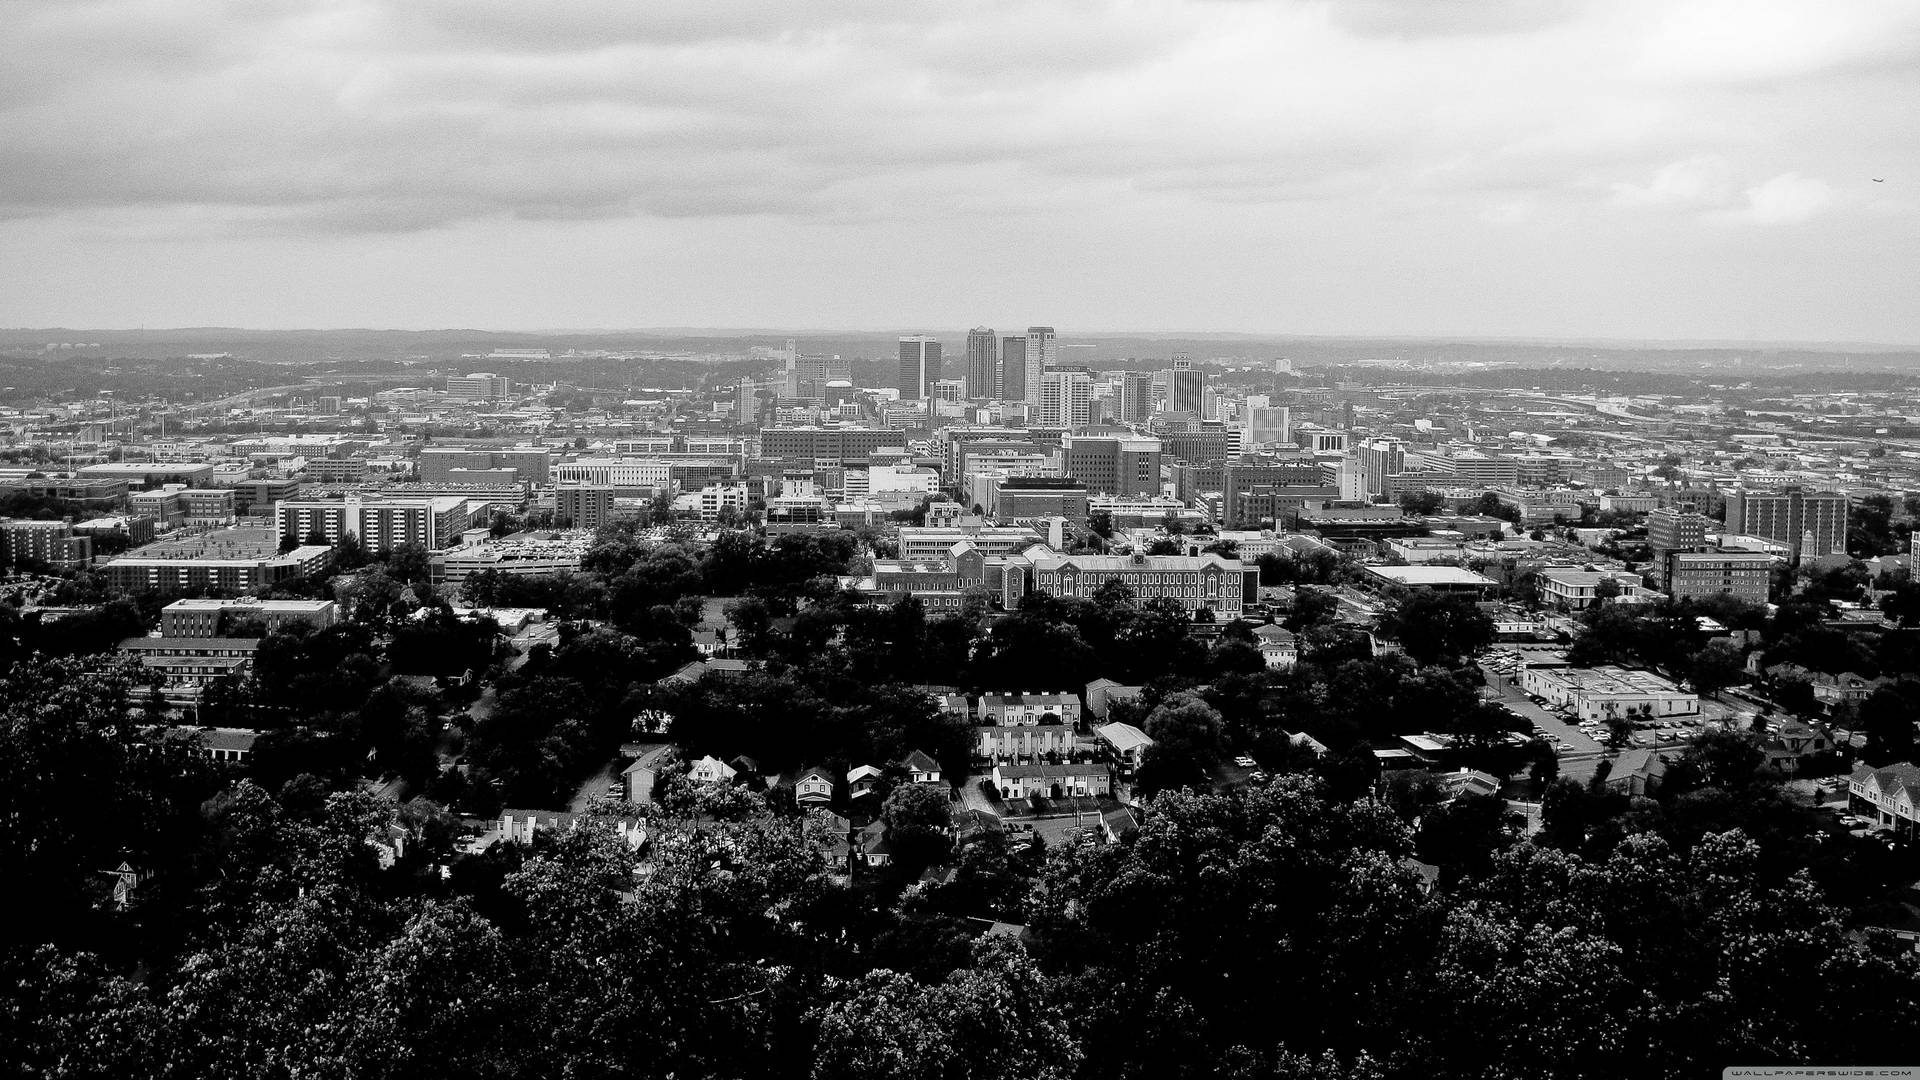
[1481,649,1719,753]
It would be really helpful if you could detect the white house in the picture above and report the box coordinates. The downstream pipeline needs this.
[795,768,834,806]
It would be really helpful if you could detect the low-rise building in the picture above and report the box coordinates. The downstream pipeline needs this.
[1027,551,1251,618]
[1663,550,1773,604]
[1518,664,1699,723]
[991,761,1113,800]
[1848,761,1920,838]
[102,526,332,595]
[1537,568,1646,610]
[160,597,337,638]
[1095,722,1153,775]
[979,691,1081,726]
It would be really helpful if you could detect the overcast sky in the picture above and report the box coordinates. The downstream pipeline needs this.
[3,0,1919,342]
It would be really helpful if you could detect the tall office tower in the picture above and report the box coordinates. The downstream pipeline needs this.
[1723,488,1848,562]
[1355,438,1407,498]
[1115,372,1155,424]
[999,335,1028,402]
[1165,354,1205,414]
[965,327,998,400]
[897,336,941,400]
[1038,371,1093,428]
[1024,326,1056,405]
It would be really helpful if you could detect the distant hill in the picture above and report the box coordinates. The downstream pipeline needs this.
[0,327,1915,373]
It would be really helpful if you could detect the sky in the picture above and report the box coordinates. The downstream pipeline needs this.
[3,0,1919,343]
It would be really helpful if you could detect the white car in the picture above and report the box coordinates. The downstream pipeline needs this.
[1233,755,1257,768]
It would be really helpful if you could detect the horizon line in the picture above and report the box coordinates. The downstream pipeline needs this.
[5,325,1920,352]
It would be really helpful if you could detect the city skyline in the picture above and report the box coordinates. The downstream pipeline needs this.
[4,0,1920,343]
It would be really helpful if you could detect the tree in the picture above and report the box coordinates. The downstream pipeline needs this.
[333,530,368,571]
[1859,685,1917,765]
[881,782,953,870]
[1136,692,1225,795]
[811,939,1081,1080]
[1382,591,1495,666]
[386,542,432,585]
[1686,640,1745,700]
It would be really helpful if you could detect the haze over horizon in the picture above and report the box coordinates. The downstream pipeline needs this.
[5,0,1919,343]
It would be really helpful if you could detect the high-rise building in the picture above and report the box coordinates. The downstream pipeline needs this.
[965,328,998,400]
[1064,435,1162,497]
[1024,327,1056,405]
[1115,372,1155,424]
[1723,488,1848,562]
[1648,506,1710,557]
[897,336,941,400]
[1356,439,1407,498]
[1038,371,1093,427]
[555,483,616,530]
[1164,354,1205,415]
[998,335,1028,403]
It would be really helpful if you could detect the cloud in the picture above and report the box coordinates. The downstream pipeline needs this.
[1610,156,1733,207]
[1734,172,1836,225]
[0,0,1913,242]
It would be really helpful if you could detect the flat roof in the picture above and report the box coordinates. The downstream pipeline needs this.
[1362,565,1497,586]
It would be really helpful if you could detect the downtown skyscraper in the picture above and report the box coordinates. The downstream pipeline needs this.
[897,335,941,400]
[1023,326,1057,405]
[964,327,998,400]
[998,334,1028,403]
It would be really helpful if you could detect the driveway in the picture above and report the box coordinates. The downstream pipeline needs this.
[567,758,625,814]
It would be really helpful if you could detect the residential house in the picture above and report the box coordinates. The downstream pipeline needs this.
[1761,720,1835,775]
[848,764,885,802]
[794,767,835,807]
[1604,749,1668,797]
[900,749,943,786]
[1398,857,1441,896]
[690,629,727,657]
[688,756,738,785]
[1101,805,1141,842]
[1285,730,1329,758]
[858,820,894,867]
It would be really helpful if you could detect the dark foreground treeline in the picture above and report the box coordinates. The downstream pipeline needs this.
[3,657,1918,1080]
